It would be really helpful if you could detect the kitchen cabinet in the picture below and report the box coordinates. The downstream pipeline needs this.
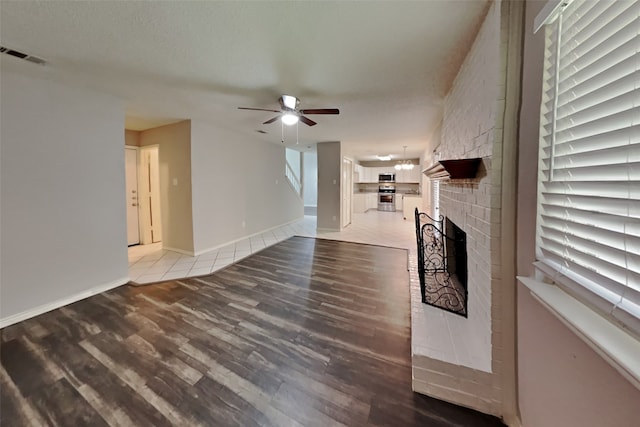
[366,193,378,210]
[353,164,361,183]
[353,193,367,213]
[395,195,403,211]
[354,192,378,212]
[402,195,423,219]
[369,167,379,183]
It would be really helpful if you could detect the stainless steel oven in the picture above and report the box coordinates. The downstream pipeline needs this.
[378,185,396,212]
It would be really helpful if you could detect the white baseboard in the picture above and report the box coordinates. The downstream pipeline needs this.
[161,246,196,257]
[0,277,129,329]
[192,216,303,257]
[316,227,341,233]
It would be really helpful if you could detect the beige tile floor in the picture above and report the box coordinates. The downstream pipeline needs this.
[128,210,418,284]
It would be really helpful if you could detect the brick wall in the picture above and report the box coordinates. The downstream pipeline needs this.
[412,0,510,416]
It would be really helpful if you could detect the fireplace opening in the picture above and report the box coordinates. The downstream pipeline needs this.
[414,209,468,317]
[445,218,468,293]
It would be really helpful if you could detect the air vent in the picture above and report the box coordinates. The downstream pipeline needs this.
[0,46,46,66]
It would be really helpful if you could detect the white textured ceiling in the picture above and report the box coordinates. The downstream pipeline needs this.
[0,0,489,161]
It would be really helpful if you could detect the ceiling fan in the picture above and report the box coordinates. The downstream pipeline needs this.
[238,95,339,127]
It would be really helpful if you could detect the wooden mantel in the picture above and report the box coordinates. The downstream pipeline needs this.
[422,158,482,180]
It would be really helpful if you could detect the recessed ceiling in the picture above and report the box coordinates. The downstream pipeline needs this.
[0,1,489,161]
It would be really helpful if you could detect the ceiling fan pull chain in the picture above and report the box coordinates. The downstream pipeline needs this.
[296,121,299,144]
[281,119,284,144]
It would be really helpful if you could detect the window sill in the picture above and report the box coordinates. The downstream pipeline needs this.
[518,276,640,391]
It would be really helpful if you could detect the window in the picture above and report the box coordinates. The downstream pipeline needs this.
[535,0,640,333]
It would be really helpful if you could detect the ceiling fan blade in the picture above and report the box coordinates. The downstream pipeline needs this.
[299,116,317,126]
[238,107,281,113]
[263,116,280,125]
[299,108,340,115]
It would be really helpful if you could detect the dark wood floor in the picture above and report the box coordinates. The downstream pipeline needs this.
[1,237,505,426]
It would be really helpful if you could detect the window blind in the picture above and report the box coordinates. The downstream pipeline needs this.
[536,0,640,330]
[432,180,440,220]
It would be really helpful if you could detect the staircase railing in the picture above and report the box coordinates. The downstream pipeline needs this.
[285,161,302,197]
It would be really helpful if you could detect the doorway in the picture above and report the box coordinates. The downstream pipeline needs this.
[138,146,163,244]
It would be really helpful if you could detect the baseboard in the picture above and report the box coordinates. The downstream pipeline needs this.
[316,227,341,233]
[161,246,196,257]
[193,216,304,257]
[0,276,129,329]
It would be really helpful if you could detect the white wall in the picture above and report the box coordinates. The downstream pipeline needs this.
[316,142,341,231]
[516,1,640,426]
[0,68,128,325]
[303,151,318,207]
[190,121,303,254]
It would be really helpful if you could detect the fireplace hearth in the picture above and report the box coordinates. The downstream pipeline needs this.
[414,209,468,317]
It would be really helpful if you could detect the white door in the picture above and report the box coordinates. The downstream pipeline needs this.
[125,147,140,245]
[139,146,163,244]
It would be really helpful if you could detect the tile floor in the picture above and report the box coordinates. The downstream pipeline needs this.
[128,211,417,284]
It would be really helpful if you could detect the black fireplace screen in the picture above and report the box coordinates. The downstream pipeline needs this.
[414,208,468,317]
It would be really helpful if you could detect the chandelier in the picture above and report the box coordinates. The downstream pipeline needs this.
[395,146,415,170]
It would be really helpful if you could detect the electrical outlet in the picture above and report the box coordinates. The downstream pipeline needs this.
[242,221,246,228]
[332,216,337,221]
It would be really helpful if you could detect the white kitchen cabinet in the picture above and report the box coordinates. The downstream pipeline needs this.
[353,164,362,183]
[402,195,423,219]
[363,167,371,183]
[353,193,367,213]
[366,193,378,210]
[395,195,403,211]
[354,192,378,212]
[364,167,377,183]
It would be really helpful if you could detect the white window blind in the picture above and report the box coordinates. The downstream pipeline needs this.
[536,0,640,331]
[432,180,440,220]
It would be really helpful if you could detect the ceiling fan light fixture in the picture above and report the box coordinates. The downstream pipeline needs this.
[282,113,299,126]
[281,95,298,110]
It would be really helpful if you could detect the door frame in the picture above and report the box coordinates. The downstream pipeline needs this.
[125,145,140,246]
[138,145,162,245]
[342,157,353,228]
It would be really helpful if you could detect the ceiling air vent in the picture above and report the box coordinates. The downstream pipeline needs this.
[0,46,47,65]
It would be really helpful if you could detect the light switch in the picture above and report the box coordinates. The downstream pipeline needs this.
[173,178,178,186]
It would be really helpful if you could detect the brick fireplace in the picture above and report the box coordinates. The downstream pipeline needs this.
[411,0,519,418]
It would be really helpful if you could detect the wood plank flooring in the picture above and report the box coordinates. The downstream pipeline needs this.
[1,237,505,426]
